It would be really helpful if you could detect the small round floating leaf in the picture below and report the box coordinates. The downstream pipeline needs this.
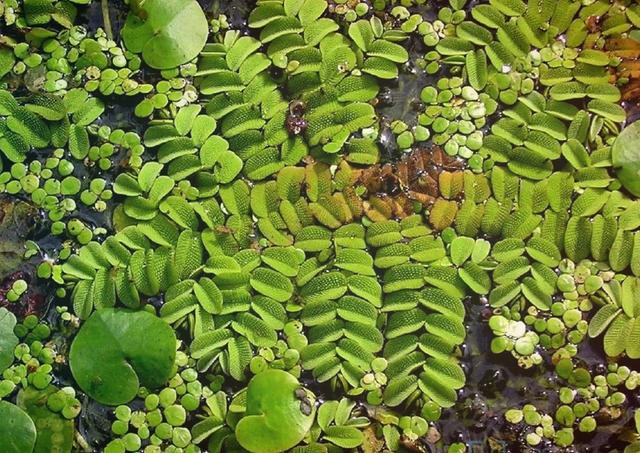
[17,387,74,453]
[69,308,176,405]
[122,0,208,69]
[235,370,315,453]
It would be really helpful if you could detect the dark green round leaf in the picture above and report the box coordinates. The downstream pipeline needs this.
[69,308,176,405]
[0,401,36,453]
[612,120,640,197]
[0,308,19,372]
[236,370,315,453]
[121,0,208,69]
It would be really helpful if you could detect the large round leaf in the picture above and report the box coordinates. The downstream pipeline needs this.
[612,120,640,197]
[69,308,176,405]
[0,401,36,453]
[121,0,208,69]
[0,307,19,372]
[236,370,315,453]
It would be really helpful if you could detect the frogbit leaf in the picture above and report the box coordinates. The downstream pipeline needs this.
[69,308,176,405]
[0,401,36,453]
[122,0,208,69]
[0,308,19,372]
[612,120,640,197]
[235,370,315,453]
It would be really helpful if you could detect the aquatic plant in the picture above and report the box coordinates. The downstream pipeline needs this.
[0,400,37,453]
[69,308,177,405]
[121,0,209,69]
[2,0,640,451]
[588,275,640,358]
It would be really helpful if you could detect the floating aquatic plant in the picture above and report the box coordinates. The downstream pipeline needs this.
[3,0,640,451]
[69,308,177,405]
[121,0,209,69]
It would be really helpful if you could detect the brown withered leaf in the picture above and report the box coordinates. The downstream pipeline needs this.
[606,38,640,103]
[357,146,465,219]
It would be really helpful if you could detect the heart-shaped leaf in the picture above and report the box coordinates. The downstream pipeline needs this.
[235,370,315,453]
[69,308,176,405]
[122,0,208,69]
[612,120,640,197]
[0,401,36,453]
[0,308,19,372]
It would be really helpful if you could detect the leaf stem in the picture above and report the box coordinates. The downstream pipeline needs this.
[102,0,113,40]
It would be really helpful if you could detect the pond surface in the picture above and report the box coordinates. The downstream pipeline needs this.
[3,0,639,451]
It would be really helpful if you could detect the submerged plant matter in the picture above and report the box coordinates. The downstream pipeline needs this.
[2,0,640,451]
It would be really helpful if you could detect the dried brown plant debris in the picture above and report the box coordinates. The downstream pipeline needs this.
[356,146,465,219]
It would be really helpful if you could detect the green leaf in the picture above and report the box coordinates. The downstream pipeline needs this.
[457,21,493,45]
[526,237,561,267]
[335,249,375,276]
[0,401,36,453]
[121,0,208,69]
[459,262,491,295]
[0,50,15,80]
[466,49,488,90]
[489,281,521,307]
[367,39,408,63]
[424,266,467,299]
[25,93,67,120]
[383,375,419,407]
[612,120,640,197]
[450,236,475,266]
[190,328,233,359]
[173,104,202,136]
[17,387,74,453]
[418,371,458,408]
[588,304,621,338]
[250,267,294,302]
[71,97,104,126]
[603,314,631,357]
[69,308,176,405]
[298,0,327,25]
[588,99,626,123]
[627,317,640,359]
[215,150,243,184]
[521,276,552,310]
[348,20,374,51]
[301,272,348,303]
[68,124,90,160]
[235,370,315,453]
[233,313,277,347]
[7,107,50,148]
[194,277,223,314]
[323,426,364,448]
[0,308,18,372]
